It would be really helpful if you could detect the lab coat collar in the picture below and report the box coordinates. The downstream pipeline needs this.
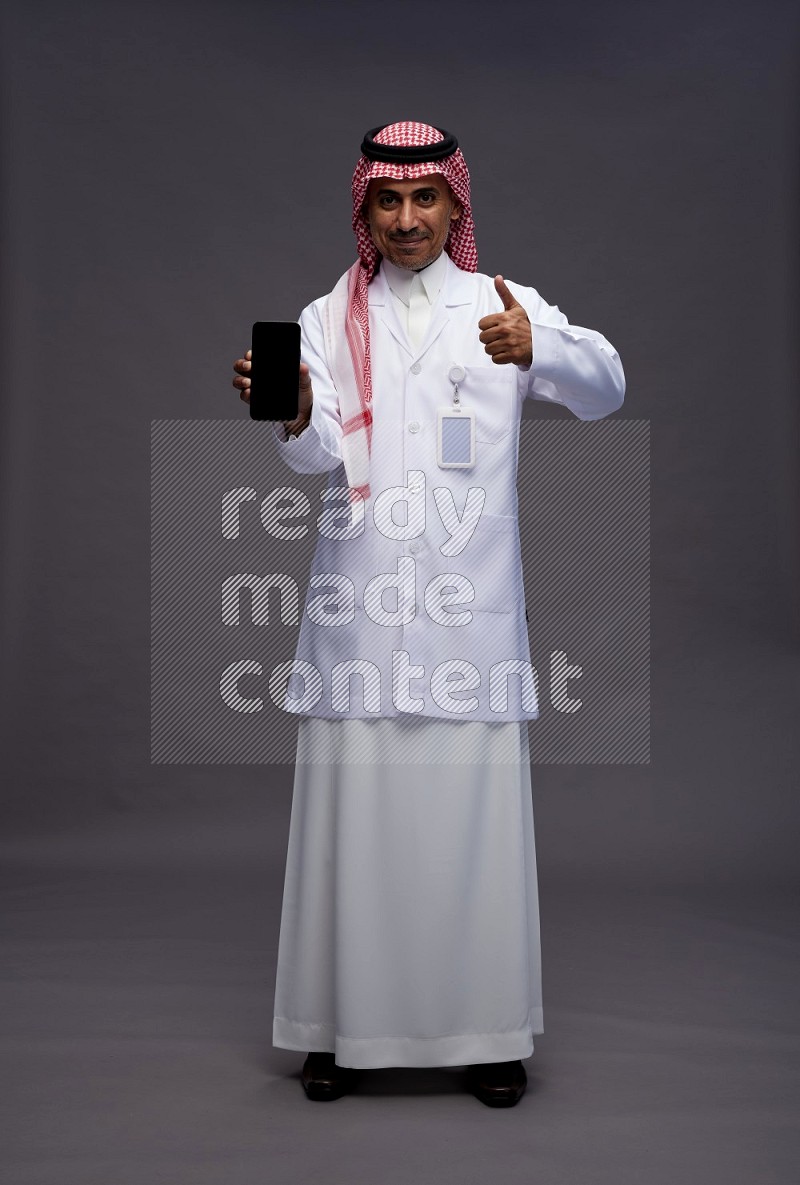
[368,252,474,359]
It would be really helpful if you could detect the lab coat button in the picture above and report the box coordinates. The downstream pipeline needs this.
[409,540,422,554]
[408,420,420,433]
[410,362,422,375]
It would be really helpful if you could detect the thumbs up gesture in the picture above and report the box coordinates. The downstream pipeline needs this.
[478,275,533,366]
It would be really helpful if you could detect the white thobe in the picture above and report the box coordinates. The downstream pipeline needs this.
[272,714,543,1068]
[271,253,623,1067]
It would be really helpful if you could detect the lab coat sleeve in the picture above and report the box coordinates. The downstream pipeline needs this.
[270,297,346,474]
[508,280,626,421]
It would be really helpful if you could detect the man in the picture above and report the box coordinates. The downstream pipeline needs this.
[233,121,625,1106]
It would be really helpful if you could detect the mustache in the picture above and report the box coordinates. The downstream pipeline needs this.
[390,229,431,240]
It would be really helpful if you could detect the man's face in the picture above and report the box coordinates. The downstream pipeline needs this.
[365,174,462,270]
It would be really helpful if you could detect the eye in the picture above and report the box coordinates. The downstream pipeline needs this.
[417,192,436,204]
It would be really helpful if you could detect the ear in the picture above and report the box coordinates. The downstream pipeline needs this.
[450,200,462,222]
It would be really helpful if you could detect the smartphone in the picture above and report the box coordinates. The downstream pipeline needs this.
[249,321,301,421]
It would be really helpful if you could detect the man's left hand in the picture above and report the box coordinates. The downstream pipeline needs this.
[478,275,533,367]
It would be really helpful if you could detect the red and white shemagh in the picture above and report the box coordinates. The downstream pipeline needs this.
[324,122,477,508]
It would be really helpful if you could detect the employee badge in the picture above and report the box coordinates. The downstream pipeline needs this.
[436,364,475,469]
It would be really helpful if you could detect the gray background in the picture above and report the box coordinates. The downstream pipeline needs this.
[1,0,798,1181]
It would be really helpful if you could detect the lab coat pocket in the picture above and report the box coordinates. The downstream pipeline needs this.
[445,512,521,614]
[461,365,514,444]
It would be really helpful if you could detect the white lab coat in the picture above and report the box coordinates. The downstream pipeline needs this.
[271,253,625,722]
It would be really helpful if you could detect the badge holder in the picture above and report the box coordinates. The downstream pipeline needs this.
[437,365,475,469]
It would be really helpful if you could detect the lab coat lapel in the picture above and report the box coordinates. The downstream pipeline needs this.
[368,266,413,358]
[419,254,473,357]
[368,254,475,361]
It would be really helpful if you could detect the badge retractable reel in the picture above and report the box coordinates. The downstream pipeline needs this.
[437,365,475,469]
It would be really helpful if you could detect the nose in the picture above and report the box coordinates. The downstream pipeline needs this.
[396,197,419,232]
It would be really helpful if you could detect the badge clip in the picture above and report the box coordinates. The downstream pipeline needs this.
[436,365,475,469]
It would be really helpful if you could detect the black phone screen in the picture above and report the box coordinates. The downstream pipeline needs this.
[249,321,301,422]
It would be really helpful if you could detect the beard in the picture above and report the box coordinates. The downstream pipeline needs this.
[382,238,442,271]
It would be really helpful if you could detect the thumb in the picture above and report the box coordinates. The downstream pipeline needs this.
[495,274,520,311]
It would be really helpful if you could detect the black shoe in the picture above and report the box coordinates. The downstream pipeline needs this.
[301,1052,359,1101]
[465,1059,527,1107]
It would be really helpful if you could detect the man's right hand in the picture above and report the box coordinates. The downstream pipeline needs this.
[232,350,314,435]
